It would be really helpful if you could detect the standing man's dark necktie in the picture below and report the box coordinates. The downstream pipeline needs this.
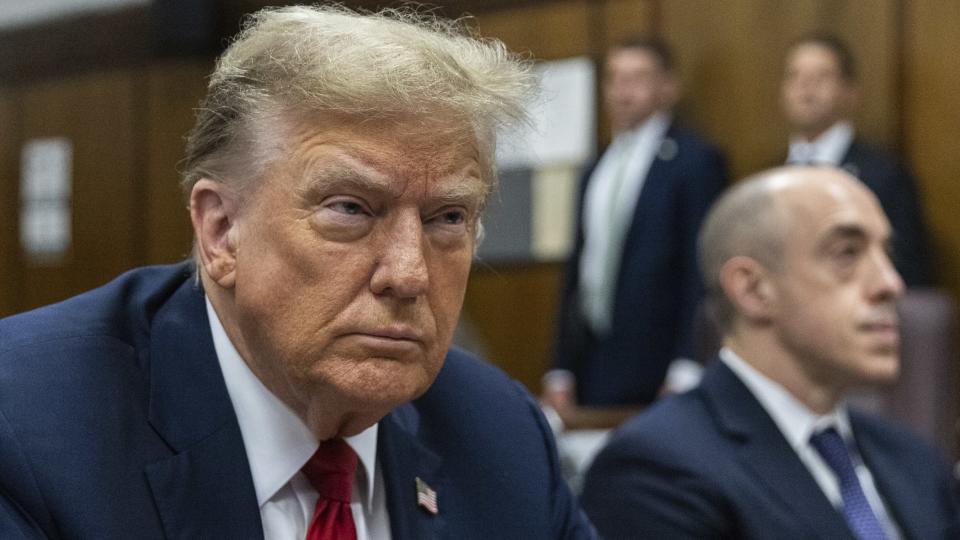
[809,428,890,540]
[302,439,359,540]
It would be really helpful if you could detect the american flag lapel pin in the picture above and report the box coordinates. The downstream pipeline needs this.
[415,477,438,515]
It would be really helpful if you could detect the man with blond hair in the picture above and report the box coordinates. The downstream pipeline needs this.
[0,6,595,539]
[582,167,959,538]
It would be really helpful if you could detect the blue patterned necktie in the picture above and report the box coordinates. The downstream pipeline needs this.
[809,427,890,540]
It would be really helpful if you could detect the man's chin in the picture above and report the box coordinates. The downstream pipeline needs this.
[860,354,900,385]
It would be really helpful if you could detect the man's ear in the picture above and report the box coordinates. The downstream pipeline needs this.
[719,256,776,323]
[190,179,241,288]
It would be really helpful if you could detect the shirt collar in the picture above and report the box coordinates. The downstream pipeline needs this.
[616,110,672,148]
[787,120,854,166]
[719,347,854,451]
[205,297,379,507]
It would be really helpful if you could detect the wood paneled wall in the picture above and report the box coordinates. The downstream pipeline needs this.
[144,61,212,264]
[0,0,958,396]
[18,72,140,308]
[0,89,17,316]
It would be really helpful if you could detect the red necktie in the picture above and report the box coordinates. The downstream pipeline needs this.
[302,439,358,540]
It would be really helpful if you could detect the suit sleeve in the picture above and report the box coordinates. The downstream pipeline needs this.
[0,408,51,539]
[0,490,47,540]
[581,435,733,539]
[674,146,728,360]
[514,382,598,540]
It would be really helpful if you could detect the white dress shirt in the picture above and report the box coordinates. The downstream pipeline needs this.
[579,111,671,334]
[206,298,392,540]
[786,120,854,166]
[720,348,902,539]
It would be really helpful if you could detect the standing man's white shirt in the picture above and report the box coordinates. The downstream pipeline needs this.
[580,111,671,335]
[720,347,902,540]
[207,298,392,540]
[786,120,854,166]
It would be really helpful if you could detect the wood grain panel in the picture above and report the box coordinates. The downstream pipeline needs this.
[463,263,563,393]
[19,70,139,310]
[660,0,898,179]
[472,0,594,60]
[145,60,214,264]
[904,1,960,314]
[0,89,19,316]
[602,0,657,45]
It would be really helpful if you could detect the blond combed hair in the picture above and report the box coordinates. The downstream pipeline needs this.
[181,4,535,196]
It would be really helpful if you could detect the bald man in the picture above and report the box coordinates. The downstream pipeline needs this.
[581,167,960,539]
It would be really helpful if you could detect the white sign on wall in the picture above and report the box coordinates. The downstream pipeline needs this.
[20,137,72,265]
[496,56,597,170]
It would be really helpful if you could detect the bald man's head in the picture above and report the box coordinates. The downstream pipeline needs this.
[698,166,886,330]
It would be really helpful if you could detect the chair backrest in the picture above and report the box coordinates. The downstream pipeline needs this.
[692,289,960,461]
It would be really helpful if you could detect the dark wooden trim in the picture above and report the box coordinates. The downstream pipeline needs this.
[0,6,151,86]
[0,0,576,86]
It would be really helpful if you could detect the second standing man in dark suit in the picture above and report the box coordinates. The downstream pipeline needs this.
[781,33,933,286]
[547,37,728,409]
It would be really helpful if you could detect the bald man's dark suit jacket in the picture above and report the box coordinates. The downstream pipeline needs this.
[0,263,595,539]
[833,138,931,286]
[581,360,960,539]
[553,123,727,406]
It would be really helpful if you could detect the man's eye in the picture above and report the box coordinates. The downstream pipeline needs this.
[329,201,367,215]
[440,210,466,225]
[834,242,862,262]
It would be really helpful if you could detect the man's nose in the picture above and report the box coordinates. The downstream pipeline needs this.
[869,247,905,302]
[369,214,429,299]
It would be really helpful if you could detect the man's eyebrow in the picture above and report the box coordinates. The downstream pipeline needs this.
[301,161,488,199]
[299,164,394,197]
[430,176,489,206]
[817,223,868,249]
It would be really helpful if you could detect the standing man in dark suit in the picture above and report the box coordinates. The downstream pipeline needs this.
[781,33,933,286]
[0,6,595,539]
[547,37,728,410]
[582,166,960,539]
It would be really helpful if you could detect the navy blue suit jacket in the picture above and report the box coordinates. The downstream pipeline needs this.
[840,138,933,286]
[554,123,727,405]
[581,361,960,539]
[0,264,595,539]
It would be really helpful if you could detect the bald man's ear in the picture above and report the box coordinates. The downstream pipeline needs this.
[190,179,241,289]
[719,256,775,323]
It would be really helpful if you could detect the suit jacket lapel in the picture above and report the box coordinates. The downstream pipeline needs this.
[145,277,263,539]
[851,414,924,539]
[701,362,855,539]
[615,126,678,287]
[379,404,446,540]
[839,138,864,179]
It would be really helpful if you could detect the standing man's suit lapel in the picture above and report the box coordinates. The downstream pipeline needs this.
[144,278,264,539]
[700,363,857,539]
[614,126,678,296]
[379,404,446,539]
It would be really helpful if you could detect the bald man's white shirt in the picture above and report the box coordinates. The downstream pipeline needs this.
[207,298,392,540]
